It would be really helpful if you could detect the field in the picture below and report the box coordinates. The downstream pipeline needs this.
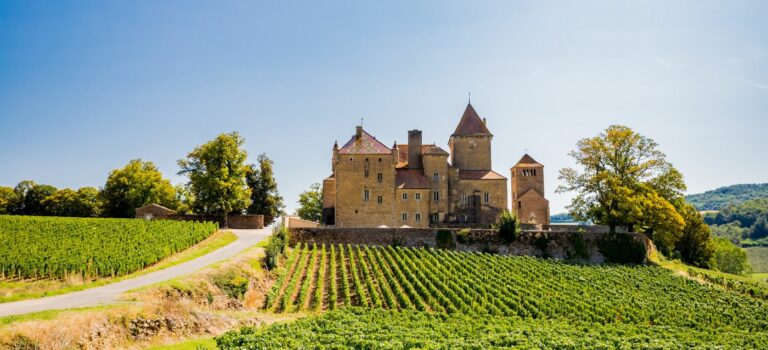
[218,307,768,349]
[215,243,768,348]
[0,215,218,279]
[746,246,768,273]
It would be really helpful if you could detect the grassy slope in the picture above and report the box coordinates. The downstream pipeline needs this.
[0,230,237,303]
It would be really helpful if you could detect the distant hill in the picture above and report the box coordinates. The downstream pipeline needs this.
[686,183,768,211]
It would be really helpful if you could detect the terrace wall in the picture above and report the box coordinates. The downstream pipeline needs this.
[288,227,653,264]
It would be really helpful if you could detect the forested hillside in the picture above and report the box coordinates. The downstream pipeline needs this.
[687,183,768,211]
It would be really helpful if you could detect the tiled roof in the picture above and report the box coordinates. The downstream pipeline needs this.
[452,103,492,136]
[512,154,543,168]
[397,144,449,161]
[395,169,432,189]
[459,170,507,180]
[338,129,393,155]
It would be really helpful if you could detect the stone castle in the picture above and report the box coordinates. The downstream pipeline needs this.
[321,103,549,228]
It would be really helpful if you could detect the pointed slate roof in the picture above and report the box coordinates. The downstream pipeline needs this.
[512,154,544,168]
[452,103,492,136]
[338,128,393,155]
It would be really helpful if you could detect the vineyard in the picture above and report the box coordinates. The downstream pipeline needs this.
[264,244,768,331]
[0,215,218,279]
[218,307,768,349]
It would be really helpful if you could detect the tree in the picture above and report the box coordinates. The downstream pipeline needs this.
[42,187,101,217]
[174,184,195,214]
[557,125,686,251]
[712,237,751,275]
[178,132,251,227]
[101,159,178,218]
[674,203,715,268]
[246,153,284,225]
[0,186,16,214]
[22,184,58,215]
[296,183,322,222]
[750,216,768,240]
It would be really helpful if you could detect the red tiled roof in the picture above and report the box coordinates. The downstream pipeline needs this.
[338,129,393,155]
[395,169,432,189]
[453,103,492,136]
[512,154,543,168]
[459,170,507,180]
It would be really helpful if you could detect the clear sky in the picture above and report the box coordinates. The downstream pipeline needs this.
[1,1,766,215]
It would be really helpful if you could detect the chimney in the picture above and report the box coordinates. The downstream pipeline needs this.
[408,130,422,169]
[483,118,487,125]
[356,126,363,138]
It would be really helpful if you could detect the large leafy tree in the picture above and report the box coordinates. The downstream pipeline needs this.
[712,237,750,275]
[0,186,16,214]
[247,153,284,225]
[674,202,715,268]
[43,187,101,217]
[178,132,251,227]
[557,125,687,252]
[101,159,178,218]
[296,183,322,222]
[22,183,58,215]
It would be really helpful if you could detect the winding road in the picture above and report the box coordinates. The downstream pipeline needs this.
[0,228,271,318]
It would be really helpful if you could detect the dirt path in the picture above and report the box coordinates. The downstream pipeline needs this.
[0,228,272,318]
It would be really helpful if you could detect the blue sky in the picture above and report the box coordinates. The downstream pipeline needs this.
[1,1,766,214]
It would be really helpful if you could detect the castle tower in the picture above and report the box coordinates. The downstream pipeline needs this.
[448,103,492,170]
[511,154,550,225]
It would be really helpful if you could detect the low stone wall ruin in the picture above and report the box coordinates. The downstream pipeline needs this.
[288,227,653,264]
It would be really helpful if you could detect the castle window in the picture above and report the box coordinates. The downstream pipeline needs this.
[415,213,421,222]
[402,213,407,221]
[378,158,382,162]
[460,214,466,222]
[461,193,468,204]
[533,169,537,176]
[484,192,490,203]
[415,193,421,201]
[518,201,522,209]
[377,173,383,182]
[402,192,408,200]
[433,191,440,201]
[377,196,383,204]
[433,173,439,181]
[364,170,369,177]
[431,213,439,223]
[363,189,370,201]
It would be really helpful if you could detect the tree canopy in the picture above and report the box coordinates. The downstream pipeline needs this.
[296,183,322,222]
[557,125,712,263]
[101,159,178,218]
[178,132,251,226]
[246,153,284,225]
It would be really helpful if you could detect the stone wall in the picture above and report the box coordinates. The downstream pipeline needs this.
[288,227,653,264]
[166,214,264,229]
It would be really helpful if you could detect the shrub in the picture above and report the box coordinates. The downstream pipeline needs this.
[265,226,288,270]
[534,234,551,257]
[566,233,590,261]
[597,234,646,264]
[497,210,520,243]
[435,230,455,249]
[456,228,472,244]
[712,237,751,275]
[211,268,250,300]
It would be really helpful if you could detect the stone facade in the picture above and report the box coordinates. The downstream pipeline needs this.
[511,154,550,225]
[322,103,516,228]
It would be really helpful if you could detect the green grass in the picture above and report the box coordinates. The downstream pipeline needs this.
[0,230,237,304]
[144,337,217,350]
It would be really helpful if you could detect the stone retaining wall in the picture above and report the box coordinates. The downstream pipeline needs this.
[289,227,653,264]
